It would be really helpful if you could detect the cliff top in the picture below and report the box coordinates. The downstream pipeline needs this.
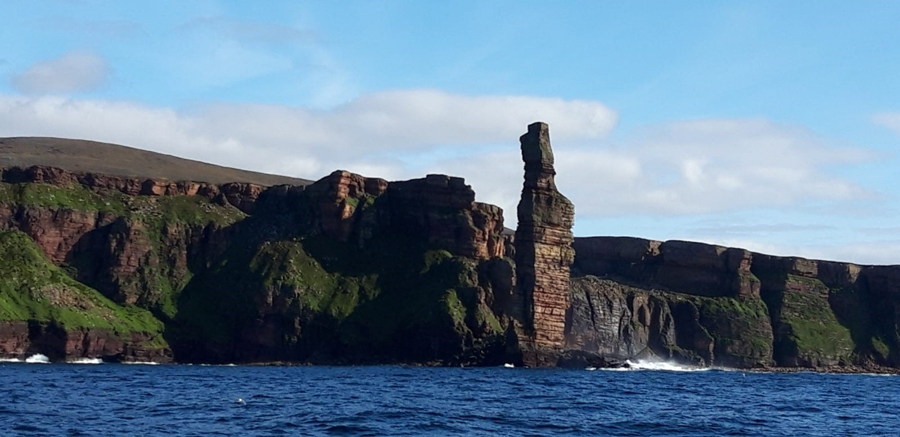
[0,137,311,187]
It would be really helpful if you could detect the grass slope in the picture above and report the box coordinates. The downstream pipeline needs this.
[0,230,166,340]
[0,136,311,186]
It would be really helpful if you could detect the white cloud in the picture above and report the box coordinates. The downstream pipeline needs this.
[0,90,616,184]
[554,119,873,217]
[0,91,889,263]
[177,16,318,44]
[165,16,351,107]
[12,52,110,94]
[0,93,872,221]
[873,112,900,135]
[693,237,900,267]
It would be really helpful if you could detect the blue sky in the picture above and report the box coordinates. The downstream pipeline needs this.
[2,1,900,264]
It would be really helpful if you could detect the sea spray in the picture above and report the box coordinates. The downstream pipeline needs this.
[598,359,711,372]
[68,358,103,365]
[24,354,50,364]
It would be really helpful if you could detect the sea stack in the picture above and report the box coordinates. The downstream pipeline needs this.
[514,122,576,350]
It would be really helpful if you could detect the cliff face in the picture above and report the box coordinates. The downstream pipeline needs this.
[1,129,898,371]
[0,230,169,362]
[568,236,900,369]
[0,164,510,365]
[167,169,510,364]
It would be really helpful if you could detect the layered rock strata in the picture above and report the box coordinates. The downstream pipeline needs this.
[303,170,504,260]
[514,122,575,349]
[0,162,508,364]
[569,236,900,369]
[1,165,268,214]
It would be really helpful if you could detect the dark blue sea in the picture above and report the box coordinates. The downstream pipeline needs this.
[1,359,898,436]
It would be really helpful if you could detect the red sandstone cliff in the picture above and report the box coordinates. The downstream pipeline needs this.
[513,122,576,356]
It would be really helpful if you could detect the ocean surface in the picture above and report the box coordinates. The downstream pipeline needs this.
[1,358,898,436]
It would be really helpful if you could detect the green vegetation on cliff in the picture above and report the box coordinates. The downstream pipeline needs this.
[0,182,246,228]
[0,230,165,341]
[0,182,126,214]
[1,180,250,320]
[779,276,854,364]
[169,224,501,363]
[694,296,773,367]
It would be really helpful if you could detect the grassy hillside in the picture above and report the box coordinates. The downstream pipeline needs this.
[0,137,311,186]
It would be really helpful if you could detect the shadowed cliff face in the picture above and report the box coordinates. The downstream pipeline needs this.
[568,236,900,369]
[0,165,511,365]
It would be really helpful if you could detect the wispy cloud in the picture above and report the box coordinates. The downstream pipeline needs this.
[707,237,900,266]
[50,18,145,38]
[177,16,318,44]
[687,223,837,236]
[12,52,109,94]
[164,16,350,106]
[873,112,900,135]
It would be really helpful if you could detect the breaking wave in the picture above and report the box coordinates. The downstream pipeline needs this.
[600,360,710,372]
[68,358,103,364]
[0,358,22,363]
[24,354,50,364]
[122,361,160,365]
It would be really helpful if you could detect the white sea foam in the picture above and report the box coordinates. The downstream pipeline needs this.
[624,359,710,372]
[598,366,633,372]
[502,363,515,368]
[68,358,103,364]
[25,354,50,364]
[0,358,22,363]
[598,359,710,372]
[122,361,160,365]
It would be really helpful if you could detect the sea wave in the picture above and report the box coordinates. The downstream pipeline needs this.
[68,358,103,365]
[0,358,22,363]
[24,354,50,364]
[122,361,160,365]
[599,360,710,372]
[626,360,710,372]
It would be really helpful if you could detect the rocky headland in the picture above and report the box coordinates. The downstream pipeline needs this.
[0,130,897,372]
